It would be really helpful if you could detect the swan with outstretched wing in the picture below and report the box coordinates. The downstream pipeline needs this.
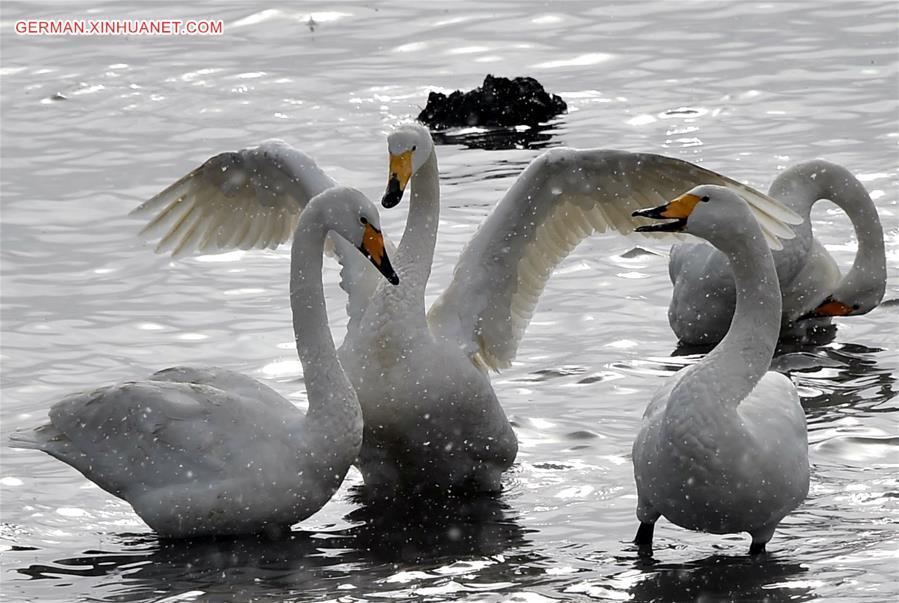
[133,124,801,496]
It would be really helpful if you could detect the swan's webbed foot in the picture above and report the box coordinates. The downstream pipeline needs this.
[748,541,767,556]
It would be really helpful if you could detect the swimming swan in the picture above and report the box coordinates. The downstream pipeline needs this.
[10,187,399,537]
[668,160,885,345]
[130,125,800,495]
[631,185,810,555]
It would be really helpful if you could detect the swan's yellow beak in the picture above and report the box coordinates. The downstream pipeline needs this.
[358,223,399,285]
[382,150,413,209]
[802,296,858,318]
[632,193,703,232]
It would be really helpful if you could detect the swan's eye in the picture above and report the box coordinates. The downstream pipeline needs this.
[411,145,417,152]
[700,195,710,202]
[360,216,368,225]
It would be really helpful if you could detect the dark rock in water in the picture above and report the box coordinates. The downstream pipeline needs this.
[417,74,567,129]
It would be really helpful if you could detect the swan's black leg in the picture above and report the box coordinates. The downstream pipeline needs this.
[633,522,655,546]
[749,541,767,556]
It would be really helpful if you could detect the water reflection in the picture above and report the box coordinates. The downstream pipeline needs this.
[670,324,839,359]
[669,338,896,420]
[429,122,561,150]
[775,341,896,420]
[18,533,341,602]
[14,493,533,602]
[344,489,530,563]
[622,554,814,602]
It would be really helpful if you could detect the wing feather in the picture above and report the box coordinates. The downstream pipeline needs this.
[27,381,223,497]
[226,213,254,249]
[132,140,384,331]
[155,202,202,255]
[131,140,337,256]
[171,213,208,258]
[427,148,801,371]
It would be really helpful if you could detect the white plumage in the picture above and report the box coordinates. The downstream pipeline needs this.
[668,160,886,345]
[631,185,810,555]
[131,124,801,495]
[11,187,398,536]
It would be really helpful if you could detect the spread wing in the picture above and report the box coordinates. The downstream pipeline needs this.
[131,140,336,258]
[427,148,802,371]
[130,140,385,326]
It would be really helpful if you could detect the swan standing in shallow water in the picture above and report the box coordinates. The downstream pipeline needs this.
[131,125,800,495]
[10,187,399,537]
[632,185,810,555]
[668,160,886,345]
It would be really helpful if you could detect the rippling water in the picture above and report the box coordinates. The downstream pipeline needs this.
[1,2,897,601]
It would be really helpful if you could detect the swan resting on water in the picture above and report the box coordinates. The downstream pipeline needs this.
[10,187,399,537]
[632,185,810,555]
[668,160,885,345]
[130,124,801,495]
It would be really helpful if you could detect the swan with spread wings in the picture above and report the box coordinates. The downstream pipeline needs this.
[132,124,800,496]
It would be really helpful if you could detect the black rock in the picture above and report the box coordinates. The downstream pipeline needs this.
[417,74,567,129]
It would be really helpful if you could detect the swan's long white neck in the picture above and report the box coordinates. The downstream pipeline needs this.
[672,226,781,411]
[394,147,440,310]
[290,215,357,422]
[769,160,885,296]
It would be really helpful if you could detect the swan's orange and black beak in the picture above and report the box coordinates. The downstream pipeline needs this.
[799,296,858,320]
[632,193,703,232]
[358,223,399,285]
[382,150,413,209]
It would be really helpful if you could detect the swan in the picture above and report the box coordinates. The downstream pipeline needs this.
[9,187,399,537]
[631,185,810,555]
[668,160,886,345]
[130,125,800,495]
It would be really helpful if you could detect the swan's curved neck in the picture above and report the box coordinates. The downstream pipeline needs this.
[769,162,885,293]
[396,148,440,296]
[290,218,356,421]
[673,228,781,410]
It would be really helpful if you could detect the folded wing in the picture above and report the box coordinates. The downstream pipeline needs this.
[9,374,290,499]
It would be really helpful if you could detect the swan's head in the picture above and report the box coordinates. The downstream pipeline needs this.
[802,277,885,319]
[307,186,399,285]
[381,123,434,208]
[632,185,760,249]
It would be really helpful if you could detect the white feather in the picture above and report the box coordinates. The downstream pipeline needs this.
[428,148,800,371]
[132,140,385,332]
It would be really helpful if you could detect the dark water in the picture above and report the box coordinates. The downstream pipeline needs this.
[1,2,897,601]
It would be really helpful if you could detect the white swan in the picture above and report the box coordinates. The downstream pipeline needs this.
[631,185,810,555]
[668,160,886,345]
[130,125,800,495]
[10,187,399,537]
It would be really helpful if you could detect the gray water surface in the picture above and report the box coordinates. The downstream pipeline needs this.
[1,2,897,602]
